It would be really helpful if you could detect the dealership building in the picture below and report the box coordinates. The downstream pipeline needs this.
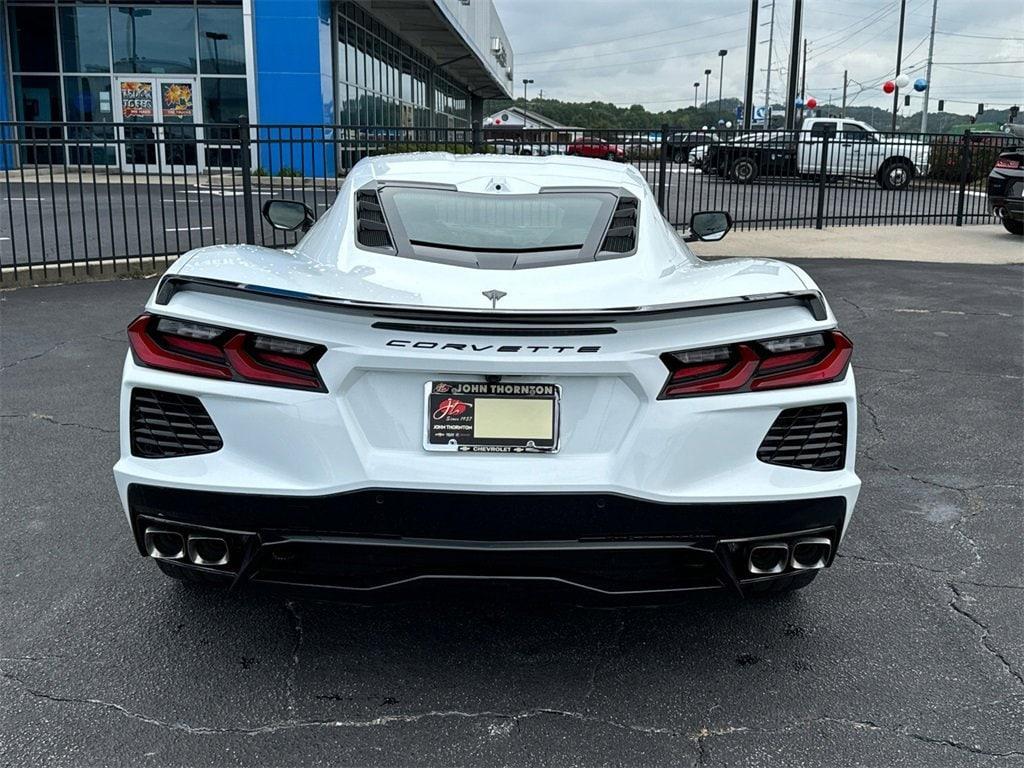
[0,0,514,172]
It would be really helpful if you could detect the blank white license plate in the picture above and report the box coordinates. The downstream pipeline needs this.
[423,381,560,453]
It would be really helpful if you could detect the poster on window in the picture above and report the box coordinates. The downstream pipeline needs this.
[120,82,153,120]
[162,83,194,120]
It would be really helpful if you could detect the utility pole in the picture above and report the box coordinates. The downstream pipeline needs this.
[784,0,802,129]
[763,0,777,128]
[920,0,938,132]
[718,49,728,116]
[742,0,759,129]
[522,78,534,100]
[891,0,907,131]
[693,81,700,109]
[704,68,712,110]
[841,69,848,117]
[800,38,808,100]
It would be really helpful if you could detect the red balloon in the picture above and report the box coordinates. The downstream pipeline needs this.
[494,118,502,124]
[806,97,818,109]
[883,81,895,94]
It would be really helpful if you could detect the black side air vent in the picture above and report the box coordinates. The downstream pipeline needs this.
[757,404,847,471]
[130,388,223,459]
[355,189,393,250]
[600,196,639,254]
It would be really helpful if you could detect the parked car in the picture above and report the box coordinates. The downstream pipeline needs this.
[565,137,625,161]
[988,146,1024,235]
[707,132,798,183]
[115,153,858,600]
[666,131,720,163]
[488,139,547,157]
[797,118,931,190]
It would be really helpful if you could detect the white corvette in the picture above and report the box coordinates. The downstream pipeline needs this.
[114,154,858,600]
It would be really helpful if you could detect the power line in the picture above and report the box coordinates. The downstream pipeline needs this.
[934,30,1024,41]
[516,10,749,57]
[521,26,747,67]
[523,40,749,73]
[932,59,1024,65]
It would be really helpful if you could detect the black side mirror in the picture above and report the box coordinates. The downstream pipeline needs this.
[684,210,732,242]
[262,199,315,232]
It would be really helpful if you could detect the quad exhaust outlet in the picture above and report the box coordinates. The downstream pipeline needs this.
[144,527,230,566]
[747,536,833,576]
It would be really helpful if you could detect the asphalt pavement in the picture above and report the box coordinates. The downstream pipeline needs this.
[1,259,1022,767]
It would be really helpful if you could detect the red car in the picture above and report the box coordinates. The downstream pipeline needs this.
[566,137,625,161]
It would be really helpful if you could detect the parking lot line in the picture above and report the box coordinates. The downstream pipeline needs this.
[165,226,214,232]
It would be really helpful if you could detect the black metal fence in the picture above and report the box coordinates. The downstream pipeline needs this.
[0,120,1015,284]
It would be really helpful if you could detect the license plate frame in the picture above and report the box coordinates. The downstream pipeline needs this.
[423,381,561,453]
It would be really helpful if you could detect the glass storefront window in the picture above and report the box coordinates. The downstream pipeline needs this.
[201,77,248,124]
[64,76,114,123]
[9,6,60,72]
[14,75,62,122]
[59,6,112,73]
[198,7,245,75]
[112,6,197,74]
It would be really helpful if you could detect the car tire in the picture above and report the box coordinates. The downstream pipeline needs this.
[156,559,226,586]
[746,571,819,596]
[879,160,913,190]
[672,150,686,164]
[606,152,617,162]
[729,156,759,184]
[1002,216,1024,235]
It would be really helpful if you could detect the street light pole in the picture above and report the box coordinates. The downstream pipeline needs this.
[742,0,758,129]
[784,0,802,129]
[522,78,534,100]
[718,49,728,115]
[704,68,712,110]
[693,81,700,109]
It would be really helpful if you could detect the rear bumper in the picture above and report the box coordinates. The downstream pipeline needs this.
[129,484,847,600]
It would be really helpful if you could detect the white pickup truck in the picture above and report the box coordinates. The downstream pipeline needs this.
[797,117,931,190]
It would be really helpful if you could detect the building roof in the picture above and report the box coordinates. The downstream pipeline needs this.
[358,0,513,99]
[483,106,580,130]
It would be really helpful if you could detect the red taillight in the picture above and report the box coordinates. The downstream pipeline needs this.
[659,331,852,398]
[995,157,1021,169]
[127,314,327,391]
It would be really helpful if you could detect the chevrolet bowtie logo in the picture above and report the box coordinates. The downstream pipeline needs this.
[482,289,507,309]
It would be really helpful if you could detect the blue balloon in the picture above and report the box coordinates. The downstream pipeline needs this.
[794,98,804,108]
[913,78,928,92]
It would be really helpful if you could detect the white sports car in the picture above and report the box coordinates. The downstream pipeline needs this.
[114,154,858,600]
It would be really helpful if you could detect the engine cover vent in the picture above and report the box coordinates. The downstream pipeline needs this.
[355,189,394,249]
[599,196,638,254]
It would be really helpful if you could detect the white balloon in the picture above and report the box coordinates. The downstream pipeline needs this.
[702,125,708,130]
[725,121,733,128]
[895,73,911,89]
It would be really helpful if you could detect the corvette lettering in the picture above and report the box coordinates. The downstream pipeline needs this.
[387,339,600,353]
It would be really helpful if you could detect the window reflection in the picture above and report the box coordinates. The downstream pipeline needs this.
[9,6,59,72]
[59,6,111,73]
[199,8,245,75]
[112,6,197,74]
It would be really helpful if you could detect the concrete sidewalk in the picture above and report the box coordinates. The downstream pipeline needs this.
[688,224,1024,265]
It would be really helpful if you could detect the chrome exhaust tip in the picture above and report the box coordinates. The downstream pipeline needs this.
[791,537,832,570]
[748,543,789,575]
[187,536,230,567]
[144,528,185,560]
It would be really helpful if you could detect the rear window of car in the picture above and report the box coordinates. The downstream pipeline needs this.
[387,188,609,252]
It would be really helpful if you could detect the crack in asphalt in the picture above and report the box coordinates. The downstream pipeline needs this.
[4,668,1021,759]
[855,364,1023,381]
[284,601,304,716]
[948,583,1024,690]
[0,341,70,371]
[0,412,117,435]
[836,553,1024,590]
[583,611,627,702]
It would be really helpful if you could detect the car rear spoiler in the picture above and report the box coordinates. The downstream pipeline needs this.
[154,274,829,324]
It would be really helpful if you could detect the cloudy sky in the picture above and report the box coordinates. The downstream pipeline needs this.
[493,0,1024,114]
